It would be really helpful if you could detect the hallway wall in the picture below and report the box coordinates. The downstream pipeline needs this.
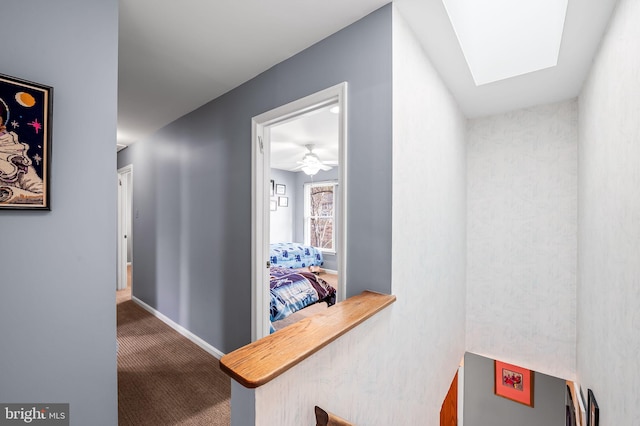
[117,4,392,354]
[577,0,640,423]
[0,1,118,424]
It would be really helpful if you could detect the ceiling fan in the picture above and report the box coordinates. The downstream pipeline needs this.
[292,144,336,176]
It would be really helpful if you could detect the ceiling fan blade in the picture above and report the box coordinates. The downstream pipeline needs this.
[318,164,333,171]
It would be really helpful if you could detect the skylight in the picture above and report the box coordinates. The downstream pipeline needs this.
[442,0,568,86]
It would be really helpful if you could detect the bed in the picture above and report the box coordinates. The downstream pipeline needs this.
[269,266,336,332]
[269,242,324,269]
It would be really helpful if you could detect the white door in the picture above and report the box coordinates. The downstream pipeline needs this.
[117,165,132,291]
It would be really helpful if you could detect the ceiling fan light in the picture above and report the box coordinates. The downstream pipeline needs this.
[301,164,320,176]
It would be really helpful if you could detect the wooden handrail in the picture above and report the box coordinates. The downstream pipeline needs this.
[220,290,396,388]
[315,406,353,426]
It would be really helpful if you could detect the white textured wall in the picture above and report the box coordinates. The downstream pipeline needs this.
[466,100,578,380]
[254,7,467,425]
[578,0,640,424]
[390,6,467,421]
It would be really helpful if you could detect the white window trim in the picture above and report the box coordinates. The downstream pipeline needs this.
[304,180,338,254]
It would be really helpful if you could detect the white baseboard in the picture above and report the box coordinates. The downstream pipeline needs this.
[131,296,225,359]
[323,268,338,274]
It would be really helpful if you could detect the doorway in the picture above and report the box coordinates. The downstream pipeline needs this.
[117,165,133,293]
[251,83,348,340]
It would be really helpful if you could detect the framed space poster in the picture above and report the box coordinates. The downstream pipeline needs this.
[0,73,53,210]
[494,360,534,407]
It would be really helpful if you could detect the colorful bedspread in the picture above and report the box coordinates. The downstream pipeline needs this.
[269,242,324,269]
[269,266,336,326]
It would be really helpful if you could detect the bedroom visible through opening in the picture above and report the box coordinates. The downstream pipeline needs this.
[251,82,347,340]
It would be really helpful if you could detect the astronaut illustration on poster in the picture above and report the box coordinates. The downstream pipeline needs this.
[0,74,52,209]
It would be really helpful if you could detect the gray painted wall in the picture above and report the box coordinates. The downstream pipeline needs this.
[0,1,118,425]
[269,169,298,243]
[116,4,392,353]
[463,353,565,426]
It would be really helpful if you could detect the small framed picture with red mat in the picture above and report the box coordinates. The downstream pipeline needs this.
[494,360,534,407]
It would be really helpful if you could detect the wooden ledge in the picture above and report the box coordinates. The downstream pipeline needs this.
[220,290,396,388]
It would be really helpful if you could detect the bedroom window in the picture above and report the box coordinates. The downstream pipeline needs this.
[304,181,337,253]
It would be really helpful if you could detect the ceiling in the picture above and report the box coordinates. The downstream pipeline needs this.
[118,0,619,147]
[270,105,339,172]
[117,0,388,146]
[395,0,619,118]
